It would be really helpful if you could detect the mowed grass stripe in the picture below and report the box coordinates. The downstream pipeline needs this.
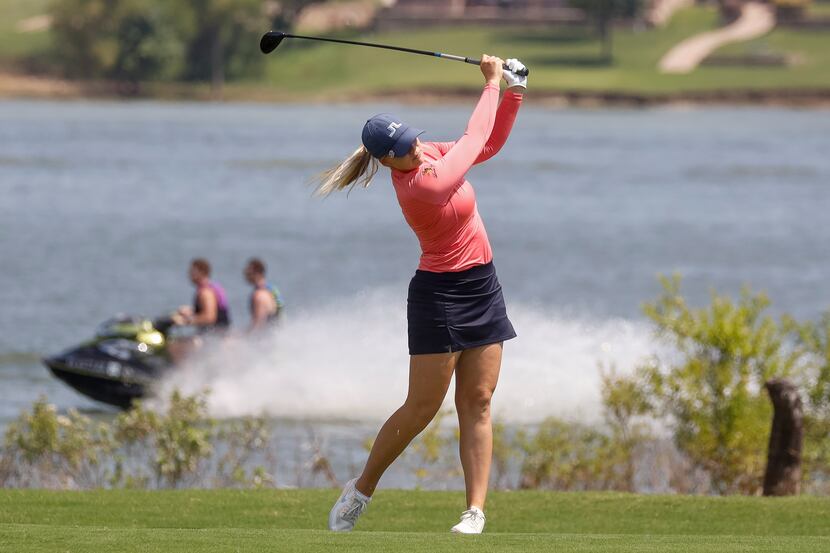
[1,525,828,553]
[1,490,829,536]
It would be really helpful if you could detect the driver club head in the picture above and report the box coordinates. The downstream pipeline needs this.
[260,31,286,54]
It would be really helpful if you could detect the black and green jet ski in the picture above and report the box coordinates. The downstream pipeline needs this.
[43,315,174,409]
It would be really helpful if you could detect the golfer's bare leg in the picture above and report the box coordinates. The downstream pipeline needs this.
[454,342,502,510]
[355,352,459,496]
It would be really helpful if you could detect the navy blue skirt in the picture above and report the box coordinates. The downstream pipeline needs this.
[407,261,517,355]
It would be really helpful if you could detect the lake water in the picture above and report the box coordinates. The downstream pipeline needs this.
[1,99,828,486]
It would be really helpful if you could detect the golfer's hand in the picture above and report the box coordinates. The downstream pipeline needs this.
[503,58,527,91]
[480,55,504,86]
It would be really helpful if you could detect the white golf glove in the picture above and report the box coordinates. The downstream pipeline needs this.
[503,58,527,89]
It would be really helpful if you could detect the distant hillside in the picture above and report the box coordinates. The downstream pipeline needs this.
[1,2,829,104]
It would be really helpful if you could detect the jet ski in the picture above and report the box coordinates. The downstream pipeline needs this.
[43,315,175,409]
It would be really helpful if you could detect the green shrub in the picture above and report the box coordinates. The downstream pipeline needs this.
[788,312,830,493]
[1,397,114,488]
[635,275,802,494]
[1,391,273,490]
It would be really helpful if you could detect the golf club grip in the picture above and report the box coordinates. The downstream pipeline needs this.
[463,58,529,77]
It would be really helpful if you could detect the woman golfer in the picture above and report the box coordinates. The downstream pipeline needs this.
[319,55,526,534]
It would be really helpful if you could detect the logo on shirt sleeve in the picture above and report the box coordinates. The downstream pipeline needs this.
[421,166,437,178]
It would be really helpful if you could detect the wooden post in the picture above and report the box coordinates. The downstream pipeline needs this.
[763,379,803,496]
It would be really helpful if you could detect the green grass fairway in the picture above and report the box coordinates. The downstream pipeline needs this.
[2,490,829,552]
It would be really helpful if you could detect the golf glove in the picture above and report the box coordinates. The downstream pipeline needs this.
[503,58,527,89]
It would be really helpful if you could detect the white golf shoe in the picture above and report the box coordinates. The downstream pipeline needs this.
[328,478,371,532]
[450,506,486,534]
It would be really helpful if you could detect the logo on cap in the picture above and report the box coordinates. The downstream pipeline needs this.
[387,122,402,137]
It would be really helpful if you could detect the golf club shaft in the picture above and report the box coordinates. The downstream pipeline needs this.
[262,32,529,77]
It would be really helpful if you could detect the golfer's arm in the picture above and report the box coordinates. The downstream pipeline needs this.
[474,90,522,164]
[430,141,456,155]
[411,83,498,204]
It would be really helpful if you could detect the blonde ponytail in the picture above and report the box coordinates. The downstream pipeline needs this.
[314,146,379,197]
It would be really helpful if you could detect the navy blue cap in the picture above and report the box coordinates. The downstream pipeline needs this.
[361,113,424,160]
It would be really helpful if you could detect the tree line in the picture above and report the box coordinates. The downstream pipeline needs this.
[45,0,649,92]
[47,0,316,93]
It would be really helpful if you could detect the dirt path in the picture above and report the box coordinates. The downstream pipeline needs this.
[659,2,776,74]
[0,72,79,98]
[647,0,694,27]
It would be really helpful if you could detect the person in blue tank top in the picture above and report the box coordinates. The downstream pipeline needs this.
[243,257,284,333]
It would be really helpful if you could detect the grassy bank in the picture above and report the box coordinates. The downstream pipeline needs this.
[255,9,830,98]
[2,3,830,102]
[0,0,50,63]
[2,489,829,552]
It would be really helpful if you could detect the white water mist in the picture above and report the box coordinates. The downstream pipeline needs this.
[157,288,657,423]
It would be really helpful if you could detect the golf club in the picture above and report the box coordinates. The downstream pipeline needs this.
[259,31,529,77]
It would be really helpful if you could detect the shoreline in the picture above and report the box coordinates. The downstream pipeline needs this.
[357,87,830,108]
[2,72,830,108]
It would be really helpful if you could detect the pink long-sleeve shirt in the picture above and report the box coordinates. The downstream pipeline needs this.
[391,83,523,272]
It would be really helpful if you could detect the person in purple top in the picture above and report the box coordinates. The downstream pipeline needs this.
[169,258,231,363]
